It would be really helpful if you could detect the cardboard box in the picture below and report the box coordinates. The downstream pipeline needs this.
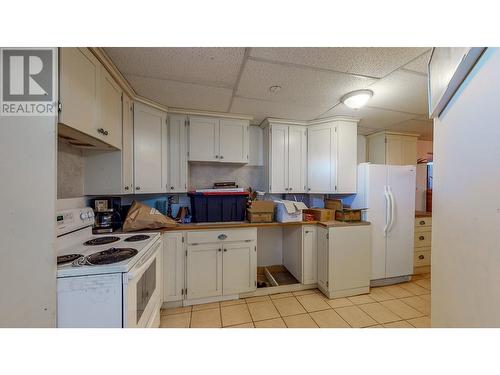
[249,200,275,213]
[325,198,343,211]
[335,209,362,222]
[302,208,335,221]
[247,210,274,223]
[275,200,308,223]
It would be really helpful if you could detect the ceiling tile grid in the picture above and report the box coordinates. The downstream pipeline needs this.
[248,47,429,78]
[105,47,433,138]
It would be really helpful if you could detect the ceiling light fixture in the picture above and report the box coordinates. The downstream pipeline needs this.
[269,85,281,94]
[341,89,374,109]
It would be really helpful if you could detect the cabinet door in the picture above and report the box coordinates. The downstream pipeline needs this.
[188,116,219,162]
[186,244,222,299]
[222,241,257,295]
[401,136,417,165]
[168,115,188,192]
[121,94,134,193]
[316,226,329,291]
[302,226,317,285]
[270,124,288,193]
[59,47,99,138]
[385,135,403,165]
[288,126,307,193]
[133,103,166,193]
[219,119,249,163]
[307,124,337,193]
[98,67,122,149]
[336,121,358,193]
[163,232,185,302]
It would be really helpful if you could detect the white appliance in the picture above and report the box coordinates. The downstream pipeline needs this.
[56,207,162,328]
[351,163,416,284]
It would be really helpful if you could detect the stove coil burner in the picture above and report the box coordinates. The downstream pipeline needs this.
[57,254,83,265]
[85,248,138,265]
[124,235,151,242]
[83,236,121,246]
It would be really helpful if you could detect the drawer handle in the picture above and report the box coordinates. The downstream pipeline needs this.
[418,255,424,260]
[419,220,425,225]
[419,235,425,241]
[218,234,227,240]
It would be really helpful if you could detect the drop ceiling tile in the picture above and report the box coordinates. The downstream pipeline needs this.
[236,59,376,110]
[318,104,417,129]
[387,119,434,140]
[105,47,245,87]
[403,50,432,75]
[231,97,319,124]
[126,74,233,112]
[368,70,428,115]
[249,48,429,78]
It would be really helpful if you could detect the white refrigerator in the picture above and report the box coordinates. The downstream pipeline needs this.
[351,163,416,283]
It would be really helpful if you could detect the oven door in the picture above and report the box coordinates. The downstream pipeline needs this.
[123,238,162,328]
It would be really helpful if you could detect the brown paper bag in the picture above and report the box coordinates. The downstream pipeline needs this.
[122,201,178,232]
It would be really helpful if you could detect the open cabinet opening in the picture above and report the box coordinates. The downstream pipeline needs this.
[257,265,299,288]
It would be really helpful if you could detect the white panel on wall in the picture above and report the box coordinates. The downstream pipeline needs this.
[357,135,367,164]
[257,227,283,266]
[248,125,263,166]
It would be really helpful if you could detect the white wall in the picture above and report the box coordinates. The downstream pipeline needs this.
[0,115,57,327]
[433,48,500,327]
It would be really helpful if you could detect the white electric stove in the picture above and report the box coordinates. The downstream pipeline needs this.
[56,207,162,328]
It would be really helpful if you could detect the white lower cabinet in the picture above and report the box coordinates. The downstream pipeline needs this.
[186,243,223,300]
[317,225,371,299]
[163,232,186,303]
[302,225,318,285]
[184,228,257,301]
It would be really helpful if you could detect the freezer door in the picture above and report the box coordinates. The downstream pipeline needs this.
[385,165,416,278]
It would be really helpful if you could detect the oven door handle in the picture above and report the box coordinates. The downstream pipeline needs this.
[128,240,161,281]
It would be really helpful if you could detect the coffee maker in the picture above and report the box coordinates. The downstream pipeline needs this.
[89,197,122,234]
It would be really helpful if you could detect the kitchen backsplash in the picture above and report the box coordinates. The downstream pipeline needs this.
[57,139,84,199]
[189,163,264,191]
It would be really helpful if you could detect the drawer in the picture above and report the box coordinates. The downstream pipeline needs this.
[187,228,257,244]
[415,217,432,228]
[414,250,431,267]
[414,231,431,247]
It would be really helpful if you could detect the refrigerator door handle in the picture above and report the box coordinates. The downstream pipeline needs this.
[384,186,391,236]
[387,186,396,233]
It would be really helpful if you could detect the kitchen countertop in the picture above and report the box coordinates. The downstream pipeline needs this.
[121,219,370,233]
[415,211,432,218]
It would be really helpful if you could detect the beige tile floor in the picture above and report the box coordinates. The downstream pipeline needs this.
[160,273,431,328]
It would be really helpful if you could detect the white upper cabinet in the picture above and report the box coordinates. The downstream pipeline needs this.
[307,123,337,193]
[336,121,358,194]
[133,102,167,194]
[188,116,219,162]
[367,131,418,166]
[121,94,134,193]
[83,93,133,195]
[59,47,123,150]
[59,47,100,141]
[219,119,249,163]
[263,120,307,193]
[168,114,188,192]
[307,119,358,194]
[188,116,249,163]
[97,67,122,149]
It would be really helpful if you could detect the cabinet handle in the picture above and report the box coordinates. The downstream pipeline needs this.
[215,155,219,159]
[218,248,222,252]
[419,220,426,225]
[124,186,129,190]
[220,155,224,159]
[97,128,105,135]
[223,248,227,252]
[418,255,424,260]
[136,186,141,191]
[419,235,425,241]
[170,186,174,190]
[289,187,293,191]
[308,188,311,191]
[103,130,109,136]
[218,234,227,240]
